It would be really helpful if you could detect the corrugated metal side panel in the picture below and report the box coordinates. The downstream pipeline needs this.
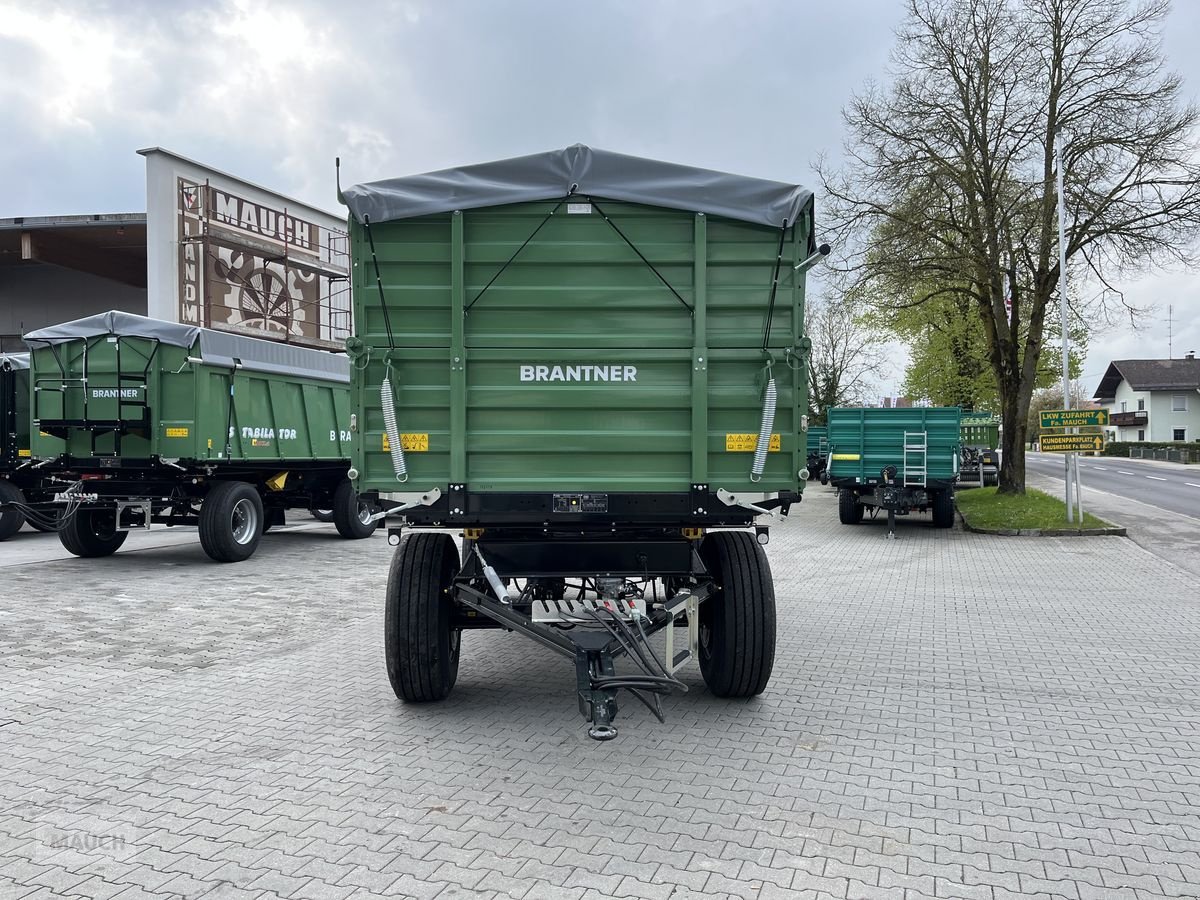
[28,337,352,463]
[827,407,961,482]
[805,426,827,454]
[353,200,807,493]
[961,422,999,448]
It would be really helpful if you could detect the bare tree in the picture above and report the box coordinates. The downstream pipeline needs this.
[819,0,1200,493]
[806,294,889,421]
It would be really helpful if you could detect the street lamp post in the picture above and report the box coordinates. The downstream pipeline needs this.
[1055,129,1082,524]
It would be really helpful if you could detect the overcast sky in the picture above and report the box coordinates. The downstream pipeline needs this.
[1,0,1197,396]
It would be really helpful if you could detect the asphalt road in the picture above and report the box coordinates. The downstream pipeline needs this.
[1027,451,1200,520]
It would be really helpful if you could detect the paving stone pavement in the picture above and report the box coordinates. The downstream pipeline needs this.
[0,487,1197,900]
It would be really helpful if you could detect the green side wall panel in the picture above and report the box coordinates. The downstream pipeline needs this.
[827,406,962,483]
[960,415,1000,449]
[28,337,351,464]
[352,198,811,495]
[805,426,828,455]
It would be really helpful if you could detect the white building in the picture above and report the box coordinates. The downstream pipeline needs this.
[1093,354,1200,442]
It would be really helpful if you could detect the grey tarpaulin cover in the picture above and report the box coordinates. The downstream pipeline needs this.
[0,352,29,371]
[343,144,813,228]
[24,311,350,384]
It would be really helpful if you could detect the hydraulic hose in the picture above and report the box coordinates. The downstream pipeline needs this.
[380,372,409,483]
[751,376,777,482]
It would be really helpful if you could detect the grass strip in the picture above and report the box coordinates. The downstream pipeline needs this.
[956,486,1111,531]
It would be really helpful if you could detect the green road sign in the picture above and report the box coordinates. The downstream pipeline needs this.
[1041,408,1108,428]
[1039,433,1106,453]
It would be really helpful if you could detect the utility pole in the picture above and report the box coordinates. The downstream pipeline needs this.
[1055,129,1080,523]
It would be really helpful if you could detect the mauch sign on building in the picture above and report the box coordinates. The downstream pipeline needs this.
[177,180,348,347]
[142,148,350,351]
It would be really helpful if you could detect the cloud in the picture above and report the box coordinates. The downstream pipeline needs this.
[0,0,1195,397]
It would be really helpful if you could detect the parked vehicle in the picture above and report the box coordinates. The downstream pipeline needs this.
[959,413,1000,487]
[343,144,822,738]
[0,352,61,539]
[24,312,376,562]
[827,406,961,537]
[806,425,829,485]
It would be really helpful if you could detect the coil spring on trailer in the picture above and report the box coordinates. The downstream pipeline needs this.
[380,374,408,482]
[751,376,777,482]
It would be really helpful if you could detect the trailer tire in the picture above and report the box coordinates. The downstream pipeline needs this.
[311,509,335,523]
[698,531,776,698]
[838,489,863,525]
[931,489,955,529]
[59,507,128,557]
[0,481,25,541]
[332,479,378,539]
[199,481,264,562]
[385,532,461,703]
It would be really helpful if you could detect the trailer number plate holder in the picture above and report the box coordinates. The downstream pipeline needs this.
[553,493,608,513]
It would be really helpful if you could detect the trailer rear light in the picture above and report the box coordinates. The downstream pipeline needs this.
[80,473,111,480]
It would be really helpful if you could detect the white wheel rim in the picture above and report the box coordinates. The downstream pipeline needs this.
[231,498,258,545]
[357,502,373,526]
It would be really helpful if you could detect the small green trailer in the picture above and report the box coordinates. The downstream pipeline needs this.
[343,144,822,738]
[827,406,961,536]
[806,425,829,484]
[959,413,1000,487]
[1,352,62,539]
[22,312,376,562]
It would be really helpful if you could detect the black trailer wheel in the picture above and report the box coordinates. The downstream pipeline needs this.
[59,507,128,558]
[931,489,955,528]
[838,489,863,524]
[332,479,378,539]
[819,470,829,486]
[199,481,264,562]
[0,481,25,541]
[385,532,461,702]
[698,531,776,698]
[311,509,335,523]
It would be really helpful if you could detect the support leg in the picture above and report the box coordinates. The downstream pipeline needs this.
[576,646,619,740]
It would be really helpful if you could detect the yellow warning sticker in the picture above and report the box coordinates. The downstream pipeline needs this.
[725,433,781,452]
[383,433,429,452]
[831,452,860,461]
[18,449,31,457]
[165,427,189,438]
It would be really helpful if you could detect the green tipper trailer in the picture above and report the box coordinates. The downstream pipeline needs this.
[959,413,1000,487]
[22,312,377,562]
[827,406,961,536]
[806,425,829,484]
[343,145,822,738]
[0,352,62,539]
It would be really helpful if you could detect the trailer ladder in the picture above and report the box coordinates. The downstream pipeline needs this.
[903,431,927,487]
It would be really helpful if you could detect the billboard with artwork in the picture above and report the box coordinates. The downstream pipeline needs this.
[142,148,350,350]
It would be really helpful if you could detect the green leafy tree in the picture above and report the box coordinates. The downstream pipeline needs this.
[805,294,888,423]
[819,0,1200,493]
